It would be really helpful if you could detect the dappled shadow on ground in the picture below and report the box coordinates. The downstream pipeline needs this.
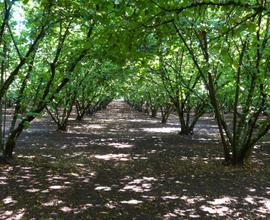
[0,101,270,219]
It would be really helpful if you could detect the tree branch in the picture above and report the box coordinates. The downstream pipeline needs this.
[152,1,265,13]
[7,22,22,60]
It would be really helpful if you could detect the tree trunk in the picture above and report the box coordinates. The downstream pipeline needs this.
[3,138,15,159]
[231,153,245,166]
[57,123,67,131]
[2,114,35,161]
[0,99,3,153]
[2,124,22,162]
[176,108,192,135]
[76,114,84,121]
[151,108,157,118]
[161,116,168,124]
[231,142,254,166]
[179,124,193,135]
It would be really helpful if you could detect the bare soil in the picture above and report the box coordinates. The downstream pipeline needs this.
[0,101,270,219]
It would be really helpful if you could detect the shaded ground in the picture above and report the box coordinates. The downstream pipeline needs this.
[0,101,270,219]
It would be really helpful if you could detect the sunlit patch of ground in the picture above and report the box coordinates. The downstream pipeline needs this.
[0,101,270,219]
[142,127,180,133]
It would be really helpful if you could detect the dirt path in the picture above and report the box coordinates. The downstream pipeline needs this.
[0,101,270,219]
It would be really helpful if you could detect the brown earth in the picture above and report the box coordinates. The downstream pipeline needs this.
[0,101,270,219]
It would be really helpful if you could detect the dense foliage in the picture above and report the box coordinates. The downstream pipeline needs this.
[0,0,269,165]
